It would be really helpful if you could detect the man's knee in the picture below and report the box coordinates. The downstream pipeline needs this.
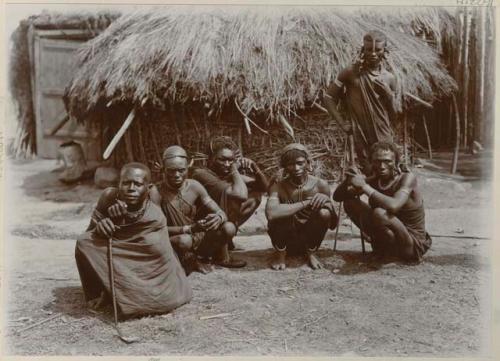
[172,234,193,251]
[220,221,237,238]
[317,208,332,224]
[372,207,389,226]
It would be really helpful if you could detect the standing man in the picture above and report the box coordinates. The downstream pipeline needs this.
[333,142,432,262]
[324,30,397,173]
[75,163,192,317]
[265,143,338,270]
[192,136,269,249]
[150,145,246,274]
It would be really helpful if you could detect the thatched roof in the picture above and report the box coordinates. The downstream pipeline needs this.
[65,6,457,124]
[8,11,119,157]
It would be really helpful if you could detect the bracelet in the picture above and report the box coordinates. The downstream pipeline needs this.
[182,225,191,234]
[216,212,226,223]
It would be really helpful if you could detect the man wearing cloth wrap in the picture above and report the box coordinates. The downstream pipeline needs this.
[333,142,432,262]
[324,30,397,173]
[265,144,338,270]
[75,163,192,318]
[150,145,246,274]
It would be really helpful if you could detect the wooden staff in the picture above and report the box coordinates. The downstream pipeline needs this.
[422,114,432,159]
[333,136,349,252]
[462,7,470,148]
[404,92,433,109]
[403,114,408,166]
[451,94,460,174]
[47,113,70,136]
[103,108,136,160]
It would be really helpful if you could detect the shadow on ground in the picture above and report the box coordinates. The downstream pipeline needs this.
[47,286,89,318]
[417,150,493,181]
[21,168,100,203]
[423,253,484,269]
[226,245,422,276]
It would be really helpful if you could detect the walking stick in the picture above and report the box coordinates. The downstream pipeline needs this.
[333,131,366,255]
[107,237,140,344]
[333,137,349,252]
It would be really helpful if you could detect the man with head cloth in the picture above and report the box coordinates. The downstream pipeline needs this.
[265,143,338,270]
[324,30,397,173]
[150,145,246,274]
[333,141,432,262]
[75,162,192,318]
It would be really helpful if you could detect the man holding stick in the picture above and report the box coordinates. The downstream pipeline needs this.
[333,142,432,262]
[324,30,397,173]
[75,162,192,318]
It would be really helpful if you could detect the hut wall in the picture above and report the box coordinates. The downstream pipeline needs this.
[102,103,347,183]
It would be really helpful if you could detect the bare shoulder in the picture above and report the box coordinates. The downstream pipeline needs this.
[187,179,208,196]
[148,184,162,205]
[399,172,417,189]
[268,181,282,194]
[314,177,331,195]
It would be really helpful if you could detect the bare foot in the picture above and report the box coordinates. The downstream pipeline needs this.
[193,260,214,274]
[307,251,323,270]
[87,291,108,310]
[183,252,213,275]
[271,250,286,270]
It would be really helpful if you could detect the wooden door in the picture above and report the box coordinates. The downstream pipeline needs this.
[33,30,101,159]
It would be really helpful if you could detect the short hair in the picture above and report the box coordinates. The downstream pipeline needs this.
[207,136,238,159]
[363,30,387,45]
[120,162,151,183]
[369,141,400,164]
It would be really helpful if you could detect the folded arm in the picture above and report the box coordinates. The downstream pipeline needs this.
[362,173,416,214]
[265,184,311,221]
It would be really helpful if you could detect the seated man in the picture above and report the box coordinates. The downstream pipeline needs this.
[333,141,432,262]
[192,136,269,249]
[75,162,192,318]
[150,145,246,274]
[265,143,338,270]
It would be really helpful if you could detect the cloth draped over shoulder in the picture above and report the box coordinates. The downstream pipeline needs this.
[75,188,192,317]
[342,65,394,148]
[158,180,205,249]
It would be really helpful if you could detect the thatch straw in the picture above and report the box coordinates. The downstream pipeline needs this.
[66,6,457,123]
[8,11,119,157]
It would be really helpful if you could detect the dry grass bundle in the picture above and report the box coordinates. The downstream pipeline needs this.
[8,11,119,157]
[66,6,457,124]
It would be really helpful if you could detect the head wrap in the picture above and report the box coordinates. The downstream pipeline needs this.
[162,145,188,161]
[280,143,310,168]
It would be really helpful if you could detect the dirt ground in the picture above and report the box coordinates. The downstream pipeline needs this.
[2,152,494,356]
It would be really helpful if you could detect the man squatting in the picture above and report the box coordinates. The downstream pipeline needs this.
[75,30,432,318]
